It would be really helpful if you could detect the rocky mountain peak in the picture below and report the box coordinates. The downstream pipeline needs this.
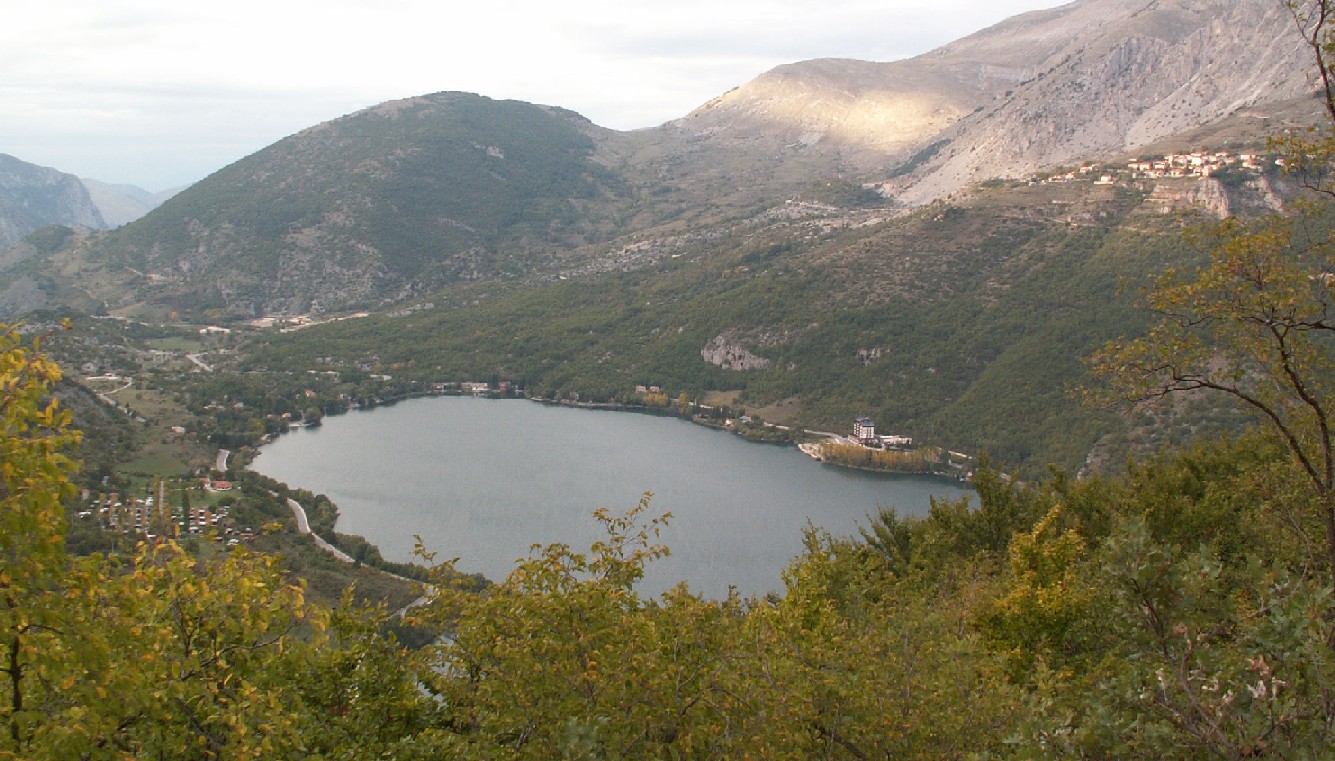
[891,0,1314,201]
[669,0,1313,204]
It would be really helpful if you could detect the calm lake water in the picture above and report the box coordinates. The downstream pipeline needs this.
[251,396,970,598]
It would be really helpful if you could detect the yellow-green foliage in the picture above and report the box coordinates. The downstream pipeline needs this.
[821,442,940,473]
[976,505,1091,680]
[639,391,670,407]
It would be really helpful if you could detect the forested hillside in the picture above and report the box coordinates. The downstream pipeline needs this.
[84,94,636,316]
[238,175,1282,471]
[1,0,1323,472]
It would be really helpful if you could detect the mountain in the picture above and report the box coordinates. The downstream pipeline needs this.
[5,0,1324,471]
[81,179,184,228]
[0,154,106,247]
[891,0,1312,201]
[673,0,1310,202]
[80,94,653,317]
[43,0,1309,319]
[0,154,175,247]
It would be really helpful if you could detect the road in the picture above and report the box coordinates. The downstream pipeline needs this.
[186,353,213,372]
[89,375,133,407]
[285,498,355,563]
[277,491,431,614]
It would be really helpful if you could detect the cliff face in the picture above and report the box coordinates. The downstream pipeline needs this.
[701,333,773,372]
[0,154,106,246]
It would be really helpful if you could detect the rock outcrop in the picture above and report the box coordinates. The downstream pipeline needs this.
[701,334,772,371]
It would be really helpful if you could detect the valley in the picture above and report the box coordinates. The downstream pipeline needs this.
[5,0,1335,757]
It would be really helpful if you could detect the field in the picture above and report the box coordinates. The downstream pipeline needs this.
[104,387,212,476]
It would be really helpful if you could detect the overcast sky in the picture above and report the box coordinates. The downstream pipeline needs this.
[1,0,1067,191]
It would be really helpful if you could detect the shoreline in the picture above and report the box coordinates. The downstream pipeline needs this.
[245,394,975,598]
[252,389,974,486]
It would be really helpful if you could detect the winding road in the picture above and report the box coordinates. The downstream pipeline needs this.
[284,497,355,563]
[270,489,431,615]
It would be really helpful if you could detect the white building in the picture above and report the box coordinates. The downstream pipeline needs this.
[853,417,877,444]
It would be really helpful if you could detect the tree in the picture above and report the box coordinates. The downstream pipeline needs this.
[409,496,751,759]
[976,506,1092,681]
[0,322,82,754]
[1091,0,1335,574]
[1017,515,1335,760]
[0,322,438,759]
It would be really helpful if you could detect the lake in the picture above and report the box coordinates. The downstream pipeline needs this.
[250,396,971,598]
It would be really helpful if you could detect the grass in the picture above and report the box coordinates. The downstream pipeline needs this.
[119,449,192,478]
[747,396,804,425]
[701,390,743,408]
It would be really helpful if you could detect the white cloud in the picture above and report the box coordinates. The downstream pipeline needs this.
[0,0,1065,189]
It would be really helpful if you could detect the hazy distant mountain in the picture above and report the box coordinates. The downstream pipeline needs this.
[81,178,185,227]
[0,154,106,247]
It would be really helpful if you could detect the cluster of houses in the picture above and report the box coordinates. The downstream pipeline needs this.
[852,417,914,449]
[78,486,249,543]
[430,381,510,395]
[1125,151,1278,179]
[1036,150,1278,187]
[246,312,370,332]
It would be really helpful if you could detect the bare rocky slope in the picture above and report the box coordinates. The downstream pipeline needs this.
[895,0,1313,201]
[665,0,1312,203]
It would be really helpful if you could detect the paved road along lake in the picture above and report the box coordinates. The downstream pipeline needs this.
[251,396,971,598]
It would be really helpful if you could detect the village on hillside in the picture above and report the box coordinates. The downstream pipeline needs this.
[1036,149,1280,187]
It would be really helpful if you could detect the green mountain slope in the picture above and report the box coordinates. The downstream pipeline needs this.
[238,176,1246,471]
[89,93,642,316]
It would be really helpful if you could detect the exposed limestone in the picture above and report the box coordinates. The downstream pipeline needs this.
[678,0,1309,207]
[702,333,772,371]
[891,0,1309,204]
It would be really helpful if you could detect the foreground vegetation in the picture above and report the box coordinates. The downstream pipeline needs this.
[5,319,1335,759]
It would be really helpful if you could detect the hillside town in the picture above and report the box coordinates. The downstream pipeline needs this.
[1036,149,1280,186]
